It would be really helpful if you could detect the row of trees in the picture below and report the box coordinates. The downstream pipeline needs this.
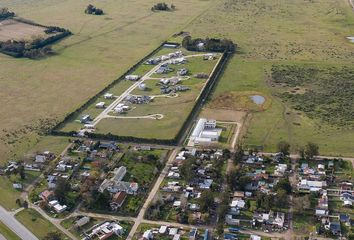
[182,36,236,53]
[151,3,175,11]
[0,8,15,19]
[85,4,104,15]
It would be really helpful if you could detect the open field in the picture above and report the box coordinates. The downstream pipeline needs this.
[15,208,68,239]
[0,220,21,240]
[0,0,216,163]
[0,19,48,41]
[184,0,354,155]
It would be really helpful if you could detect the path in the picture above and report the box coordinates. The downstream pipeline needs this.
[126,148,180,239]
[104,113,164,120]
[0,205,38,240]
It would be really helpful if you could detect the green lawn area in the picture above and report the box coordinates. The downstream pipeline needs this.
[15,208,68,239]
[0,221,21,240]
[293,213,316,236]
[0,170,41,210]
[184,0,354,156]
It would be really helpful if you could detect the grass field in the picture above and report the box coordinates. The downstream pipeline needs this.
[15,208,68,239]
[0,0,216,163]
[0,220,21,240]
[184,0,354,155]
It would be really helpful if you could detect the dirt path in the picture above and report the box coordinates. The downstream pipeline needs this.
[126,148,180,239]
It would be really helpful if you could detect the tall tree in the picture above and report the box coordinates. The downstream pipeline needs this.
[277,141,290,156]
[305,142,319,160]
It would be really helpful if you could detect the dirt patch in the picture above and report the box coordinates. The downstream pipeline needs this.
[208,91,271,112]
[200,107,246,122]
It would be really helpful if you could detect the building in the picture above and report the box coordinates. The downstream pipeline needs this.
[95,102,105,108]
[110,191,127,210]
[87,222,123,240]
[188,118,222,146]
[298,179,327,192]
[125,75,140,81]
[99,166,138,194]
[75,216,90,228]
[138,83,147,91]
[104,93,114,99]
[80,114,91,124]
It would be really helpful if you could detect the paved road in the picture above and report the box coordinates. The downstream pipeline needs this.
[0,205,38,240]
[126,148,180,239]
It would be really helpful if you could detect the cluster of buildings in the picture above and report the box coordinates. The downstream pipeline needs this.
[83,221,124,240]
[114,103,130,114]
[188,118,222,146]
[160,149,223,224]
[125,95,153,104]
[39,190,68,213]
[145,51,184,65]
[140,225,211,240]
[99,166,139,210]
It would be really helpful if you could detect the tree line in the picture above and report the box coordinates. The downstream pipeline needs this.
[0,25,71,58]
[182,36,236,53]
[0,8,15,20]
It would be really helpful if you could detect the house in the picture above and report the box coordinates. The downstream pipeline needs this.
[159,225,168,234]
[250,235,261,240]
[253,211,285,228]
[339,214,351,226]
[189,228,198,240]
[99,166,138,194]
[95,102,105,108]
[12,183,22,190]
[87,222,123,240]
[40,190,54,202]
[138,83,147,91]
[35,155,46,163]
[298,179,327,192]
[142,229,153,240]
[74,216,90,228]
[48,200,67,213]
[274,164,287,176]
[230,199,245,209]
[104,93,114,99]
[80,114,91,124]
[125,75,140,81]
[177,68,188,76]
[110,191,127,210]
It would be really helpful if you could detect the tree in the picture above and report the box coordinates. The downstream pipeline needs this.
[18,165,25,180]
[277,141,290,156]
[199,190,214,213]
[234,144,244,164]
[275,189,288,208]
[222,149,231,159]
[171,4,176,10]
[274,178,292,194]
[43,231,61,240]
[54,177,71,203]
[293,195,311,213]
[180,157,195,182]
[304,142,319,160]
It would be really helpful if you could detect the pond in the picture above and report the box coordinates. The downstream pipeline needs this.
[346,37,354,43]
[250,95,265,105]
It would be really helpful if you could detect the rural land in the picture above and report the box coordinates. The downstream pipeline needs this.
[0,0,354,240]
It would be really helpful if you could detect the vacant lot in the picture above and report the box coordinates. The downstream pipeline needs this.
[15,208,68,239]
[0,19,49,41]
[185,0,354,155]
[0,0,215,163]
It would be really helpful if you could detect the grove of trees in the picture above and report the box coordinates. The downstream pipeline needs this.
[85,4,104,15]
[151,3,175,11]
[0,8,15,19]
[182,36,236,53]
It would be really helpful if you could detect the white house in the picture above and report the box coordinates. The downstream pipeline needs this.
[125,75,140,81]
[95,102,105,108]
[104,93,114,99]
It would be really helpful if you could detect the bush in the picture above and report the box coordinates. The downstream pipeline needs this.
[151,3,172,11]
[85,4,104,15]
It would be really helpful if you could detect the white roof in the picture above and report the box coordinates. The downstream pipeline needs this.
[159,225,167,234]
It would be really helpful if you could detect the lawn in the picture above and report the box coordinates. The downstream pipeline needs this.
[0,220,21,240]
[0,170,41,210]
[15,208,68,239]
[0,0,216,164]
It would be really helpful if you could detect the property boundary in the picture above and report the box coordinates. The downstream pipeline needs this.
[51,43,233,146]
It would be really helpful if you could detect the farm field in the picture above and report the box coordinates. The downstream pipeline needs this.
[0,19,49,41]
[0,0,216,163]
[185,0,354,155]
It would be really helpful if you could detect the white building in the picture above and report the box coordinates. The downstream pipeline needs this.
[188,118,222,146]
[95,102,105,108]
[104,93,114,99]
[125,75,140,81]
